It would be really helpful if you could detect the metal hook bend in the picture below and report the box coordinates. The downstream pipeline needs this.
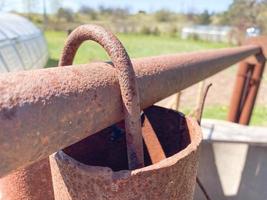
[59,24,144,170]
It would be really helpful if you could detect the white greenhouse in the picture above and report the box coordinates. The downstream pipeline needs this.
[181,25,236,44]
[0,13,48,73]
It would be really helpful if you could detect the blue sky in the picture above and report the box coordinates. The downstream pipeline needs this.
[2,0,233,14]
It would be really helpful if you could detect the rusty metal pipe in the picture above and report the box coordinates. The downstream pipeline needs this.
[0,45,261,177]
[0,159,54,200]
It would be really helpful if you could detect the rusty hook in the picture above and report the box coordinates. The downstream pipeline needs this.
[59,24,144,170]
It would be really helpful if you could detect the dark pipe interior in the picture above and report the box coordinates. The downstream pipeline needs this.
[63,105,191,171]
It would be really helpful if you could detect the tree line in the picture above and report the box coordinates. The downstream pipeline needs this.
[1,0,267,35]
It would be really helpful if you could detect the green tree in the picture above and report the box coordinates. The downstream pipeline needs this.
[198,10,211,24]
[57,7,74,22]
[215,0,267,43]
[155,9,173,22]
[79,6,98,20]
[218,0,262,30]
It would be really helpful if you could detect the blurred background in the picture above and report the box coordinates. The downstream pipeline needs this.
[0,0,267,125]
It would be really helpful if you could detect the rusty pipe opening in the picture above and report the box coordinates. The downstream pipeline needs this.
[50,107,201,200]
[62,106,191,171]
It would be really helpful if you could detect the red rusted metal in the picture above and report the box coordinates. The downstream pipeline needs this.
[238,52,266,125]
[50,106,202,200]
[0,45,261,177]
[58,24,144,170]
[141,114,166,163]
[228,37,267,125]
[228,61,252,122]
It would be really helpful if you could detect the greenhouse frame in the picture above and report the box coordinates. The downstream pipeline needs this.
[0,13,48,73]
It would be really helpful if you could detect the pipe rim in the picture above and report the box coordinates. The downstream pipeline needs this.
[51,116,202,178]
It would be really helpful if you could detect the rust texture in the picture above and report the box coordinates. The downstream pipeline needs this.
[238,52,266,124]
[0,44,261,177]
[50,106,202,200]
[141,115,166,163]
[0,159,54,200]
[58,24,143,170]
[228,61,252,122]
[228,37,266,125]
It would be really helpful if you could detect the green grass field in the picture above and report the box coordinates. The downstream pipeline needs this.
[45,31,267,126]
[45,31,229,67]
[181,105,267,126]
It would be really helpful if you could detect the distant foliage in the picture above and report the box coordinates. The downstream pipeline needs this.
[152,27,160,36]
[155,9,173,22]
[140,26,161,36]
[20,1,267,38]
[140,26,151,35]
[98,5,129,17]
[216,0,267,33]
[57,7,74,22]
[79,6,98,20]
[186,33,200,41]
[169,26,178,37]
[198,10,211,25]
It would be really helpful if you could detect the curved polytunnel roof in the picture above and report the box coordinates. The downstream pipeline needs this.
[0,13,48,73]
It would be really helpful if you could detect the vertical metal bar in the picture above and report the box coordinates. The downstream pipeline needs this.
[237,65,254,118]
[238,52,266,125]
[142,115,166,164]
[174,92,181,111]
[228,61,251,122]
[196,81,206,112]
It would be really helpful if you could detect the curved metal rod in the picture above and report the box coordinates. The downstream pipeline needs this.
[59,24,144,170]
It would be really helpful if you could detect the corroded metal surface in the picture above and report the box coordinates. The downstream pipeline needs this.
[228,61,252,123]
[0,45,261,177]
[228,37,267,125]
[238,52,266,124]
[141,114,166,163]
[50,106,202,200]
[0,159,54,200]
[59,24,143,170]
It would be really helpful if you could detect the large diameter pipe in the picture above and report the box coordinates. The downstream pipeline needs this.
[0,159,54,200]
[0,45,261,177]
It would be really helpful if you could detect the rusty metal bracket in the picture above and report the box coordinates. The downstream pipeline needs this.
[59,24,144,170]
[228,50,266,125]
